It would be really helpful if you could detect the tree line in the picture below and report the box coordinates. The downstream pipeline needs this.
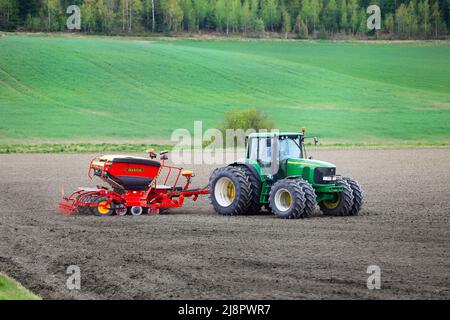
[0,0,448,38]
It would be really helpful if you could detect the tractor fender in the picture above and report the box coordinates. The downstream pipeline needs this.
[286,175,303,180]
[229,162,261,183]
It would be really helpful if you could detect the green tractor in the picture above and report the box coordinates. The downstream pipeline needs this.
[209,131,363,219]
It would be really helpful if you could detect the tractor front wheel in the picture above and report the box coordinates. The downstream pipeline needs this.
[319,179,354,216]
[269,179,306,219]
[297,180,317,218]
[209,166,252,215]
[343,178,363,215]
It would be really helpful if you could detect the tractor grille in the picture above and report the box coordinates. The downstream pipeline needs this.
[314,167,336,184]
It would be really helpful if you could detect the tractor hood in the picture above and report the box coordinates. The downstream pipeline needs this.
[286,158,335,168]
[285,158,337,183]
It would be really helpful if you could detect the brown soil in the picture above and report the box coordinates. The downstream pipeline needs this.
[0,148,449,299]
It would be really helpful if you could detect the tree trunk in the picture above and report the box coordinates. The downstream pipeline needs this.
[122,1,126,31]
[127,3,133,32]
[48,7,51,30]
[152,0,155,32]
[6,2,10,25]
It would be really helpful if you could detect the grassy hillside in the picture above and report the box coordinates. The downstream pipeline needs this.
[0,34,449,146]
[0,273,41,300]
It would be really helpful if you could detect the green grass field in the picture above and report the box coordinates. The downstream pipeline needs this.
[1,34,449,148]
[0,273,41,300]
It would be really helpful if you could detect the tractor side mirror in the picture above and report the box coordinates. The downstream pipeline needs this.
[313,137,319,146]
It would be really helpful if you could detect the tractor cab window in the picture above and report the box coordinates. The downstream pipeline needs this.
[247,137,272,165]
[258,138,272,165]
[247,136,279,176]
[279,136,303,160]
[248,138,258,161]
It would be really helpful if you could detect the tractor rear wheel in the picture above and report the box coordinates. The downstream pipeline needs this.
[209,166,252,215]
[297,180,317,218]
[269,179,306,219]
[236,166,262,215]
[319,179,354,216]
[92,197,114,216]
[343,178,363,215]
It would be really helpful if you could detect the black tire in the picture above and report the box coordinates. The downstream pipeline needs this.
[319,179,354,216]
[157,208,170,215]
[115,203,128,216]
[343,177,363,216]
[236,166,262,215]
[92,197,114,216]
[129,206,143,216]
[297,180,317,218]
[269,179,306,219]
[209,166,252,216]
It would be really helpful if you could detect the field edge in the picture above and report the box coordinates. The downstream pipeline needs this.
[1,142,449,154]
[0,143,174,154]
[0,272,41,300]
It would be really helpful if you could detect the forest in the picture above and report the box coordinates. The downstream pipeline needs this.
[0,0,449,38]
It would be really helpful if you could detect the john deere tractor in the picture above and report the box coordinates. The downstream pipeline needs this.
[209,131,363,219]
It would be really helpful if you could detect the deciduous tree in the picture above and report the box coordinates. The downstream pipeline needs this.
[281,5,291,38]
[418,0,430,36]
[261,0,280,31]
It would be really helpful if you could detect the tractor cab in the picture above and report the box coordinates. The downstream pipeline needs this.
[246,132,307,177]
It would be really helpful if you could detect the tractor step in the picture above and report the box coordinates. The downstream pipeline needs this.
[259,183,271,203]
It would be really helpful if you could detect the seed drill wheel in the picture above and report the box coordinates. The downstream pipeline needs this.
[92,197,114,216]
[209,166,252,215]
[269,178,306,219]
[319,179,354,216]
[115,203,127,216]
[130,206,143,216]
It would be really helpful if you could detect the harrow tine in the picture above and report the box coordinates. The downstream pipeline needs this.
[57,198,77,216]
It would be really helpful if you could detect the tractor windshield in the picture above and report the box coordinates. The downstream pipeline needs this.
[279,136,303,160]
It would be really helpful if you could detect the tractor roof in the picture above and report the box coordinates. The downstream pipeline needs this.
[247,132,304,138]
